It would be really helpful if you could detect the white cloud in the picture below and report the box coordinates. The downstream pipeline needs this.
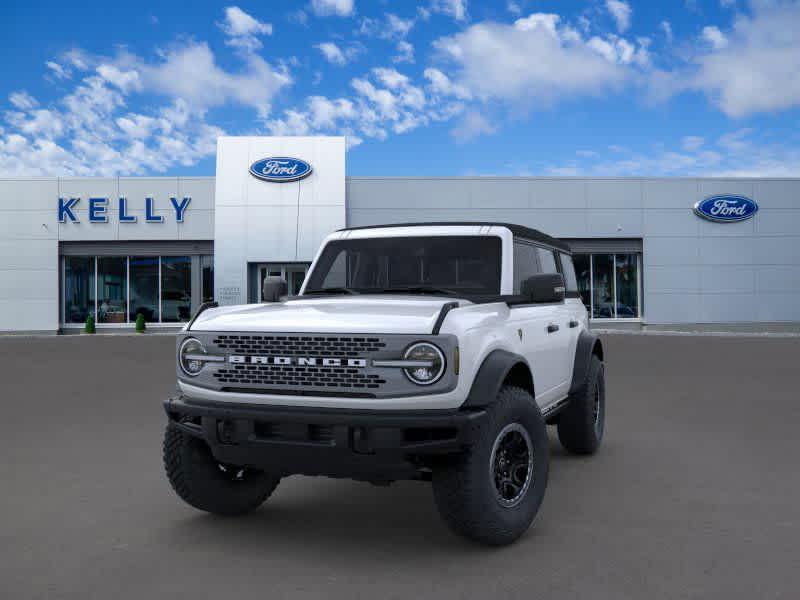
[507,1,522,16]
[310,0,354,17]
[606,0,632,33]
[432,13,638,107]
[423,67,472,100]
[430,0,468,21]
[386,14,414,38]
[660,20,673,43]
[45,61,71,80]
[218,6,272,51]
[393,41,415,63]
[690,1,800,116]
[9,91,38,111]
[451,110,496,142]
[314,42,363,66]
[720,0,736,7]
[701,25,728,49]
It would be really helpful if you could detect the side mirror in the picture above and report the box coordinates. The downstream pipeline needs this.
[262,276,288,302]
[521,273,566,304]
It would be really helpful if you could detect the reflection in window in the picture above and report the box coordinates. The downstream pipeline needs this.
[161,256,191,322]
[201,255,214,303]
[64,256,95,323]
[130,256,159,322]
[97,257,127,323]
[615,254,639,318]
[591,254,615,319]
[573,254,591,309]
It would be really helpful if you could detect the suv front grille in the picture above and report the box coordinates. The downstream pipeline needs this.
[212,335,386,357]
[208,333,389,394]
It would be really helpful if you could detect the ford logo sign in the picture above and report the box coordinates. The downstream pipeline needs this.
[693,195,758,223]
[249,157,312,182]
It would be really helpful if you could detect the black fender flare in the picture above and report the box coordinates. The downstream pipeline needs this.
[462,349,533,408]
[569,330,604,395]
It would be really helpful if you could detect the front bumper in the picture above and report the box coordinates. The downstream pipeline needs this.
[164,395,486,481]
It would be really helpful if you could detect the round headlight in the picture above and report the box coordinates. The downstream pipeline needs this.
[179,337,207,377]
[403,342,445,385]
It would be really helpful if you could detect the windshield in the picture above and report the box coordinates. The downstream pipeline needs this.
[303,235,502,296]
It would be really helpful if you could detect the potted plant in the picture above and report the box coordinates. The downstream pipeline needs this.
[135,313,146,333]
[84,314,96,334]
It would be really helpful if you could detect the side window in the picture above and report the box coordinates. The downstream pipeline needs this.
[513,242,540,293]
[536,248,558,274]
[559,253,579,292]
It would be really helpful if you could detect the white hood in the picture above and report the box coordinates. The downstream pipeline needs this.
[190,296,468,334]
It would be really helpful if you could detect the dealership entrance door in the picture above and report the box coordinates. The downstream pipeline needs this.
[247,263,310,302]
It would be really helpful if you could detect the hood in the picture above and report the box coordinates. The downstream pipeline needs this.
[190,295,468,334]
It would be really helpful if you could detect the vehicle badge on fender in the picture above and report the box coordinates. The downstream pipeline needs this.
[249,157,313,182]
[693,195,758,223]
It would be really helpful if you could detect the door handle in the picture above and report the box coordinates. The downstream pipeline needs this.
[569,320,579,328]
[547,323,559,333]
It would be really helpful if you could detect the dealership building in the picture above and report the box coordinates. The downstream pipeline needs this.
[0,135,798,334]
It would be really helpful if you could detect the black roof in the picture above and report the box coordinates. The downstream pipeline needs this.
[338,222,571,253]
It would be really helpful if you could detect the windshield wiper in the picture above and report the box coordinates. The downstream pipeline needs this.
[303,287,359,295]
[368,286,461,296]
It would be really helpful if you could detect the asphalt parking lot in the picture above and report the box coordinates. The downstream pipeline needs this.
[1,333,799,599]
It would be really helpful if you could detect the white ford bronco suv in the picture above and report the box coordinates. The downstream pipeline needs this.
[163,223,605,545]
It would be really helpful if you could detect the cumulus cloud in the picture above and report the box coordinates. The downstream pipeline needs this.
[217,6,272,51]
[451,110,496,142]
[606,0,632,33]
[314,42,363,66]
[310,0,354,17]
[393,41,415,63]
[430,0,468,21]
[431,13,642,107]
[691,1,800,116]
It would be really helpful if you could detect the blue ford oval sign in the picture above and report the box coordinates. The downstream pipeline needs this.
[249,157,312,182]
[693,195,758,223]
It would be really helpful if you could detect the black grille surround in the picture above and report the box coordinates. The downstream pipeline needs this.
[178,332,459,399]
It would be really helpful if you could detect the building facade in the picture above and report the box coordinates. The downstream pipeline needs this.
[1,136,798,333]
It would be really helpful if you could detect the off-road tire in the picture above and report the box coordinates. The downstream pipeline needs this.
[432,386,549,546]
[163,425,280,516]
[557,355,605,455]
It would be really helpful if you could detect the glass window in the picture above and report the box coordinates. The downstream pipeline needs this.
[615,254,640,318]
[201,255,214,303]
[573,254,591,309]
[64,256,95,324]
[559,253,579,293]
[97,257,127,323]
[161,256,192,322]
[513,242,540,294]
[306,236,502,295]
[129,256,159,322]
[536,248,558,274]
[591,254,615,319]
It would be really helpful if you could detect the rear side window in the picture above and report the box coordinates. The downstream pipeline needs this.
[536,248,558,274]
[559,253,579,292]
[513,242,540,293]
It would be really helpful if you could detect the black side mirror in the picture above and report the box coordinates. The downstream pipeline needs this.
[262,276,288,302]
[521,273,566,304]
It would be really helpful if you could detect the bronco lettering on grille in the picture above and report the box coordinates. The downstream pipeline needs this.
[228,355,368,368]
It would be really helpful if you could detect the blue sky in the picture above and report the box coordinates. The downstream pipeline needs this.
[1,0,798,177]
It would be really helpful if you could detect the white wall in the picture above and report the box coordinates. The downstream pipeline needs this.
[213,136,346,305]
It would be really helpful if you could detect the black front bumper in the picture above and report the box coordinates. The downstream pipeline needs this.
[164,396,486,481]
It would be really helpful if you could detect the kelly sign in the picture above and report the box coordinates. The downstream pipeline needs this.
[58,197,191,223]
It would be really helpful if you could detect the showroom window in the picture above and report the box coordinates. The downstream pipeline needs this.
[61,254,214,326]
[572,253,641,319]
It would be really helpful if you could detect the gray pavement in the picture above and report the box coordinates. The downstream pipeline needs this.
[1,334,799,599]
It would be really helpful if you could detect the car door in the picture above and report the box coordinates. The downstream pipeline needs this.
[534,247,572,401]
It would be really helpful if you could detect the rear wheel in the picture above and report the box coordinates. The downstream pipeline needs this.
[557,355,605,454]
[163,425,280,516]
[432,386,549,546]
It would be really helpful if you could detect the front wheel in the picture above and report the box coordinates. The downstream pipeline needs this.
[432,386,549,546]
[163,425,280,516]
